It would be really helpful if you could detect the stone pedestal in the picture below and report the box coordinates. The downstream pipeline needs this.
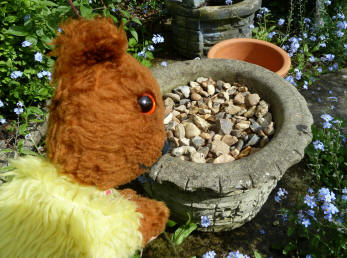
[167,0,262,57]
[146,59,313,231]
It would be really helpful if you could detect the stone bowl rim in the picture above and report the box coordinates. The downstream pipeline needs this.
[149,59,313,194]
[167,0,262,19]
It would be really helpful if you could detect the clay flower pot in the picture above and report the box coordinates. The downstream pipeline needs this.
[207,38,291,78]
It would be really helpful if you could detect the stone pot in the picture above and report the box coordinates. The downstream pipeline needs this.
[208,38,291,78]
[167,0,262,58]
[146,59,313,231]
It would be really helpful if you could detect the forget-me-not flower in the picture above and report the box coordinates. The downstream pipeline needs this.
[337,13,345,19]
[285,75,296,86]
[227,250,250,258]
[14,107,24,115]
[10,71,23,79]
[203,251,216,258]
[317,67,322,73]
[336,30,344,37]
[23,14,30,22]
[268,31,276,39]
[337,21,347,30]
[0,100,3,108]
[309,35,317,41]
[323,121,332,128]
[321,113,333,122]
[319,42,326,48]
[301,218,311,227]
[325,0,331,5]
[147,45,154,51]
[201,216,210,228]
[313,140,324,151]
[278,18,285,26]
[22,40,32,47]
[161,61,168,67]
[309,55,315,62]
[0,118,5,124]
[34,52,43,62]
[304,195,317,208]
[295,69,302,80]
[225,0,232,5]
[152,34,164,44]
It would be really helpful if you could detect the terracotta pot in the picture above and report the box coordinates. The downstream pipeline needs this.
[207,38,291,78]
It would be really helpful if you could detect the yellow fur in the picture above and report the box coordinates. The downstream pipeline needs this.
[0,156,142,258]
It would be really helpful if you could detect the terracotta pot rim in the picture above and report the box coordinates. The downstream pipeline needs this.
[207,38,291,78]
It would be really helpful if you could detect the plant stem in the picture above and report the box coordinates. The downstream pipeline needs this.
[163,232,179,257]
[67,0,81,17]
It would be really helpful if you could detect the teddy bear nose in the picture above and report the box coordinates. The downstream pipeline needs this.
[161,139,170,155]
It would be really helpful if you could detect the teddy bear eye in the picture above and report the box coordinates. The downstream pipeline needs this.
[138,93,156,114]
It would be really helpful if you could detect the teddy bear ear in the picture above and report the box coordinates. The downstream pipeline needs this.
[50,17,127,74]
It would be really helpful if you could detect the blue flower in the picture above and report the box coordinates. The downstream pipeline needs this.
[21,40,32,47]
[275,188,288,202]
[0,118,5,124]
[308,188,314,194]
[303,32,308,38]
[312,140,324,151]
[305,209,315,219]
[203,251,216,258]
[318,187,336,202]
[337,21,347,30]
[301,218,311,227]
[317,67,322,73]
[319,42,326,48]
[227,250,250,258]
[147,45,155,51]
[323,121,332,128]
[137,50,146,57]
[14,107,24,115]
[303,18,311,24]
[303,81,308,89]
[319,35,326,40]
[336,30,344,37]
[304,195,317,208]
[309,35,317,41]
[295,69,302,80]
[282,213,288,222]
[17,101,23,107]
[285,75,296,86]
[321,113,333,122]
[25,133,31,140]
[23,14,30,22]
[337,13,345,19]
[306,254,312,258]
[201,216,210,228]
[137,175,146,184]
[57,27,62,33]
[267,31,276,39]
[332,63,338,70]
[321,54,335,62]
[259,229,266,235]
[0,100,3,108]
[161,61,168,67]
[10,71,23,79]
[249,24,255,29]
[152,34,164,44]
[309,55,315,62]
[34,52,43,62]
[321,202,339,221]
[278,18,285,26]
[37,71,52,80]
[225,0,232,5]
[324,0,331,5]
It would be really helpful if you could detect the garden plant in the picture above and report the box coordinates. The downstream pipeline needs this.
[0,0,346,257]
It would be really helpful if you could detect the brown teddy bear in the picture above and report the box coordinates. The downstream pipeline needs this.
[0,17,169,258]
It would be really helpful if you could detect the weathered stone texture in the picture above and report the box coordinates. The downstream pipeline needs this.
[168,0,262,57]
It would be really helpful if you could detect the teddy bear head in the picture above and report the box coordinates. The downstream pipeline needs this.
[46,17,166,190]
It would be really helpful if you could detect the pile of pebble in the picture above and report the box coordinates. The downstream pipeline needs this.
[163,77,275,163]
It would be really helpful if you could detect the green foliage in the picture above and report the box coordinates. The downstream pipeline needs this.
[305,119,347,190]
[278,118,347,257]
[252,2,346,90]
[167,214,197,246]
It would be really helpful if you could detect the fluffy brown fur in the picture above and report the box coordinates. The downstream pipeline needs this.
[46,17,169,245]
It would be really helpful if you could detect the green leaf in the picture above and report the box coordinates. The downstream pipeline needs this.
[5,26,29,36]
[0,148,13,153]
[20,148,38,156]
[131,17,142,25]
[129,28,138,42]
[18,124,28,136]
[128,37,137,47]
[120,9,130,19]
[166,219,177,228]
[80,5,93,18]
[36,28,44,37]
[26,106,44,116]
[171,222,197,246]
[287,226,295,237]
[253,250,262,258]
